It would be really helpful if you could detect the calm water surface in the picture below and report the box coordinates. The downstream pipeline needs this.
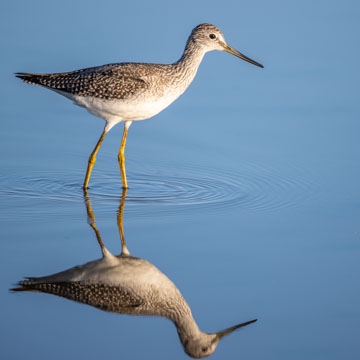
[2,108,359,360]
[1,2,360,359]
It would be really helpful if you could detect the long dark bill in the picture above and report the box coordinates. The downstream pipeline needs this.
[216,319,258,340]
[224,45,264,68]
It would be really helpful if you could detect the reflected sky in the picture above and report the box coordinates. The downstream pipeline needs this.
[1,1,360,360]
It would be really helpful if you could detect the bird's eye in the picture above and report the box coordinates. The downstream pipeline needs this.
[202,347,208,353]
[209,34,216,39]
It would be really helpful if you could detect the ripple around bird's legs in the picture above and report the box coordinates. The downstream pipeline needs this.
[0,159,319,221]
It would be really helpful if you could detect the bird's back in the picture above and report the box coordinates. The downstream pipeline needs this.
[15,62,178,100]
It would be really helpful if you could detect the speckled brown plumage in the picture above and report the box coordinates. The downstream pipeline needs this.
[14,280,144,313]
[15,64,159,100]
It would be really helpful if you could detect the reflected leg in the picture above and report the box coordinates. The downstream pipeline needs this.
[83,127,108,189]
[117,188,130,255]
[83,188,106,255]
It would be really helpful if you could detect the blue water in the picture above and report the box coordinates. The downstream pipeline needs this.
[1,1,360,359]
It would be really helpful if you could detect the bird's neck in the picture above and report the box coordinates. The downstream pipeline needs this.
[172,39,206,86]
[176,38,206,65]
[175,312,203,346]
[164,300,203,346]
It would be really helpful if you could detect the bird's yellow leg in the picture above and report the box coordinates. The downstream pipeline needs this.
[83,188,106,254]
[83,128,107,189]
[118,123,130,189]
[117,188,130,255]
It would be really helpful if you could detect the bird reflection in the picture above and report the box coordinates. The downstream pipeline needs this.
[13,189,257,358]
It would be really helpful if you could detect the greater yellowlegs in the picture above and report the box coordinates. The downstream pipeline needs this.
[12,190,257,358]
[16,23,263,189]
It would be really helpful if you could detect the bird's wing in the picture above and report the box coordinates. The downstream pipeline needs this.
[13,280,144,313]
[15,63,151,100]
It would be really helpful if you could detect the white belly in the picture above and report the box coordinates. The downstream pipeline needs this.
[54,89,181,130]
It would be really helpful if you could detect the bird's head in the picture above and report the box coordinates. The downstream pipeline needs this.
[190,23,263,68]
[180,319,257,358]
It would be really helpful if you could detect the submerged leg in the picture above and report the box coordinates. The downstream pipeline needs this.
[118,121,132,189]
[83,127,108,189]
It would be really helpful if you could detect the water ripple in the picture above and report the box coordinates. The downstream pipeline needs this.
[0,160,319,220]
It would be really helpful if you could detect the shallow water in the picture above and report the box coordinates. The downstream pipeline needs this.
[2,110,359,359]
[0,156,317,220]
[1,2,360,359]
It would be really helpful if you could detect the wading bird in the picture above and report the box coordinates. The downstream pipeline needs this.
[16,23,263,189]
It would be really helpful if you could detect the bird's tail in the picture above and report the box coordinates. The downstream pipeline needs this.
[15,72,45,86]
[10,278,43,292]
